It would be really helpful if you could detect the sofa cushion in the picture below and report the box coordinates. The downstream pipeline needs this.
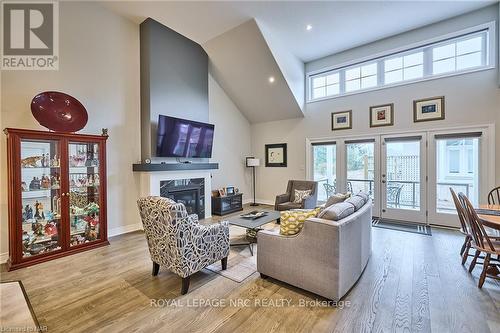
[279,207,322,235]
[345,195,365,211]
[318,202,355,221]
[293,189,311,203]
[355,192,370,202]
[324,193,351,208]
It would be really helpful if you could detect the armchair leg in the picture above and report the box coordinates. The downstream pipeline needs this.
[181,276,191,295]
[152,262,160,276]
[221,257,228,270]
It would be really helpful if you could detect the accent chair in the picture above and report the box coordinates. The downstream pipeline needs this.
[274,180,318,212]
[137,196,229,294]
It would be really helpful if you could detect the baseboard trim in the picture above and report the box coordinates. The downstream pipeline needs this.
[254,199,274,206]
[243,199,274,206]
[0,252,9,264]
[108,223,143,237]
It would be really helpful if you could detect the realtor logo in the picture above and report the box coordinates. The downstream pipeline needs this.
[2,1,59,70]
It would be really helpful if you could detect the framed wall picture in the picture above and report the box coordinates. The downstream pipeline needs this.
[265,143,287,167]
[370,103,394,127]
[413,96,445,122]
[226,186,235,195]
[331,110,352,130]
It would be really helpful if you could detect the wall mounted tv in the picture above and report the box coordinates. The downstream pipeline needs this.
[156,115,215,158]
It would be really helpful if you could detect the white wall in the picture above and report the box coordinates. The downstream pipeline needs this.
[0,2,141,259]
[208,74,253,202]
[251,4,500,204]
[257,20,305,111]
[0,2,253,262]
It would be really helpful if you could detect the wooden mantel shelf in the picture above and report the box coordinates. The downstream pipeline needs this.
[132,163,219,172]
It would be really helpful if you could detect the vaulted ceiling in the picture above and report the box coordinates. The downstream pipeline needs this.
[103,1,494,62]
[103,1,495,123]
[203,19,304,123]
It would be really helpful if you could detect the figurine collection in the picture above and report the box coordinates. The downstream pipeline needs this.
[69,146,99,167]
[21,154,60,168]
[19,145,101,257]
[22,199,100,256]
[22,173,60,192]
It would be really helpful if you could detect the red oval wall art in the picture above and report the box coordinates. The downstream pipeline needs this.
[31,91,88,132]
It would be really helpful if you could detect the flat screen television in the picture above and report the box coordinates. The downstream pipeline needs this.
[156,115,214,158]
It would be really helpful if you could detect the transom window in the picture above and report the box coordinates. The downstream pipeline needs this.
[432,34,485,75]
[384,51,423,84]
[345,63,377,92]
[312,73,339,99]
[308,26,492,101]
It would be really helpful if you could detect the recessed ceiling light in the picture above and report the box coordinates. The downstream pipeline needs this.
[268,76,275,83]
[306,24,313,31]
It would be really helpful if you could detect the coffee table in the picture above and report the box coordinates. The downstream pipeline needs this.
[226,210,280,256]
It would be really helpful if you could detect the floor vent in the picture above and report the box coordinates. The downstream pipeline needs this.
[372,218,432,236]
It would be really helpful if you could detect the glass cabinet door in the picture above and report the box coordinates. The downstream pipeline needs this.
[68,141,101,246]
[20,139,63,258]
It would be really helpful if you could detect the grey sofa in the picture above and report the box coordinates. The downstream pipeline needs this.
[257,200,372,300]
[274,180,318,211]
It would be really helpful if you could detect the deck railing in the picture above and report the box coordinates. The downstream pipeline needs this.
[316,178,472,210]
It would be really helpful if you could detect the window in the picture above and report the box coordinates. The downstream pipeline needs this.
[445,139,475,175]
[312,73,339,99]
[312,143,336,203]
[436,136,480,213]
[448,149,460,173]
[308,25,492,101]
[345,63,377,92]
[384,51,423,84]
[433,34,485,74]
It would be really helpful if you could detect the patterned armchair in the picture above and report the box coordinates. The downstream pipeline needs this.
[137,196,229,294]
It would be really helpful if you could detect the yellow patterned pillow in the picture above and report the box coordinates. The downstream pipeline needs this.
[279,207,322,236]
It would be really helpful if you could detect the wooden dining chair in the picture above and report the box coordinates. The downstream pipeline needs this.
[450,188,471,262]
[488,186,500,205]
[459,193,500,288]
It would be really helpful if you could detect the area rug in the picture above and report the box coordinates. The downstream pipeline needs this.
[0,281,40,332]
[372,218,432,236]
[205,244,257,283]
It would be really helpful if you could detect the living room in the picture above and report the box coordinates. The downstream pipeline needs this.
[1,1,499,332]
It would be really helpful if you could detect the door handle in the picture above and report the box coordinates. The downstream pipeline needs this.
[382,180,386,184]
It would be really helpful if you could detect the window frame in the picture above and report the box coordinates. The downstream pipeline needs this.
[307,21,495,103]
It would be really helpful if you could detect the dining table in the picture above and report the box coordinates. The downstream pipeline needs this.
[476,204,500,230]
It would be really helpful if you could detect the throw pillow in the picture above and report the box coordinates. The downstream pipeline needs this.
[355,191,370,202]
[345,195,365,211]
[280,207,322,235]
[293,189,312,203]
[324,193,351,208]
[317,202,354,221]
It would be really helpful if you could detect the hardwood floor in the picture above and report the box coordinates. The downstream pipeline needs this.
[1,206,499,333]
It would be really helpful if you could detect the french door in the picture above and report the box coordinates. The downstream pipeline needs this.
[308,126,491,227]
[427,130,484,227]
[380,134,427,223]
